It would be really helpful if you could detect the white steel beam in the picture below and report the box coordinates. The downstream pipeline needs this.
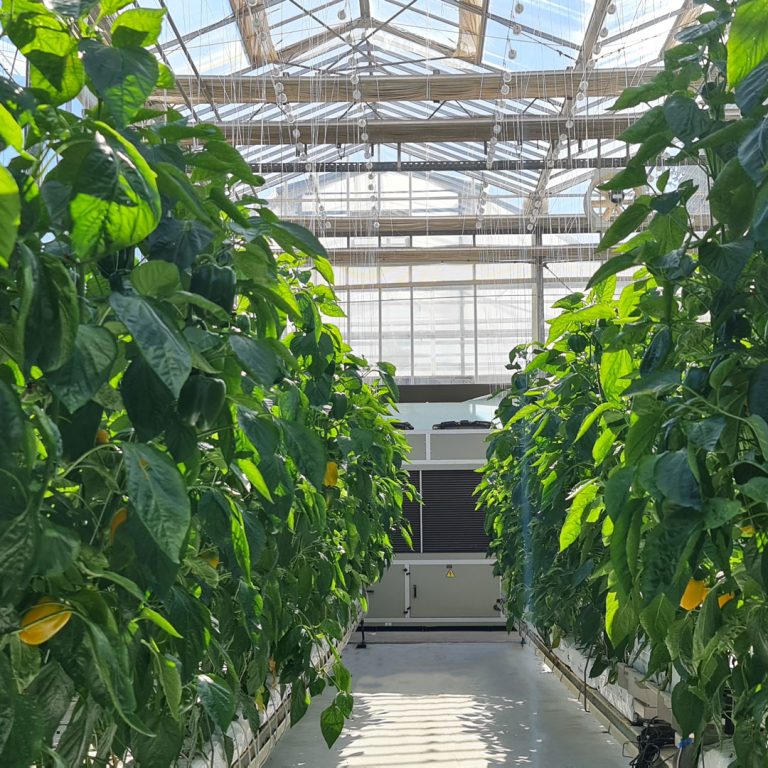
[210,114,637,145]
[327,245,603,265]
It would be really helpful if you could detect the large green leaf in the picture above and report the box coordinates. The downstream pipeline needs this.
[3,2,85,104]
[0,167,20,268]
[611,499,643,594]
[43,126,160,257]
[20,250,79,374]
[147,218,214,271]
[81,618,152,735]
[560,481,599,551]
[130,261,181,299]
[738,119,768,185]
[110,292,191,398]
[619,106,668,144]
[47,325,117,412]
[642,513,701,598]
[120,356,174,441]
[196,675,235,731]
[282,420,327,487]
[596,199,652,251]
[605,591,636,646]
[708,157,756,235]
[110,8,166,48]
[600,348,634,401]
[639,594,675,643]
[0,513,37,599]
[237,407,279,459]
[230,335,283,387]
[727,0,768,88]
[0,381,28,477]
[0,104,23,153]
[81,40,158,126]
[754,183,768,246]
[269,220,328,258]
[25,663,75,745]
[546,304,614,344]
[586,251,641,289]
[131,714,183,768]
[654,451,701,509]
[698,239,753,286]
[749,364,768,422]
[735,62,768,116]
[671,683,707,737]
[36,520,80,577]
[0,657,16,754]
[123,443,191,563]
[290,678,310,725]
[663,95,712,144]
[320,703,345,748]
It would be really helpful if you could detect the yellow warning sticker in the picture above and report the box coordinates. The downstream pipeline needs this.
[446,568,456,578]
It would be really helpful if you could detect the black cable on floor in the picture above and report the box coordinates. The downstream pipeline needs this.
[630,718,676,768]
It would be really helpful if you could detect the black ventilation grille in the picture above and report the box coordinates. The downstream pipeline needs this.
[392,471,421,553]
[421,470,488,553]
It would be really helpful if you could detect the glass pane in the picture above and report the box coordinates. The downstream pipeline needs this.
[412,264,474,282]
[476,286,532,378]
[412,287,475,378]
[381,289,412,377]
[347,289,379,364]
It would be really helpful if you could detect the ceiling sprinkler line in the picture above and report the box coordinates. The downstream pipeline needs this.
[524,0,617,229]
[477,0,521,233]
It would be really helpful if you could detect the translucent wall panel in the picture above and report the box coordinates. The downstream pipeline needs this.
[381,289,413,377]
[347,289,380,364]
[477,286,533,376]
[412,287,475,378]
[340,265,543,381]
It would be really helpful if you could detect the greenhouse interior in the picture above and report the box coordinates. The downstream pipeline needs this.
[0,0,767,766]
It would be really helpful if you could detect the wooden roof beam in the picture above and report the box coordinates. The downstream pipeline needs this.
[160,67,661,105]
[229,0,278,67]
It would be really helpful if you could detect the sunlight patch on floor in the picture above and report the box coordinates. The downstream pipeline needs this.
[335,693,533,767]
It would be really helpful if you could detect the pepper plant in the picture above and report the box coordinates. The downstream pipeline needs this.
[480,1,768,764]
[0,1,413,765]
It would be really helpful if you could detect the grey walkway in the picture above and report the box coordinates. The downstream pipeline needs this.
[266,636,628,768]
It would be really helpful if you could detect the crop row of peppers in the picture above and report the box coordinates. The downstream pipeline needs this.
[479,3,768,765]
[0,1,413,765]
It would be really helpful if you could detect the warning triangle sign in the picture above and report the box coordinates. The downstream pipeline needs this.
[446,568,456,578]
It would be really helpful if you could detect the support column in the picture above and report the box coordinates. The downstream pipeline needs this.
[532,234,545,344]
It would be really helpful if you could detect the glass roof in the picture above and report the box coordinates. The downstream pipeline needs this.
[1,0,699,382]
[146,0,692,224]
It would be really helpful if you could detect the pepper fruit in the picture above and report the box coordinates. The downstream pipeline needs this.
[640,326,672,375]
[110,507,128,544]
[323,461,339,487]
[190,264,236,313]
[178,375,227,430]
[98,248,134,280]
[95,428,110,445]
[19,597,72,645]
[718,592,735,608]
[680,578,708,611]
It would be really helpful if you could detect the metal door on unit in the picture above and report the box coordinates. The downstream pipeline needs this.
[365,565,407,619]
[408,562,500,619]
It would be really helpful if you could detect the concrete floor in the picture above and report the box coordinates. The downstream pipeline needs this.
[266,636,629,768]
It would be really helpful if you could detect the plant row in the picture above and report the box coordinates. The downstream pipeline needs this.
[0,1,413,765]
[479,2,768,766]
